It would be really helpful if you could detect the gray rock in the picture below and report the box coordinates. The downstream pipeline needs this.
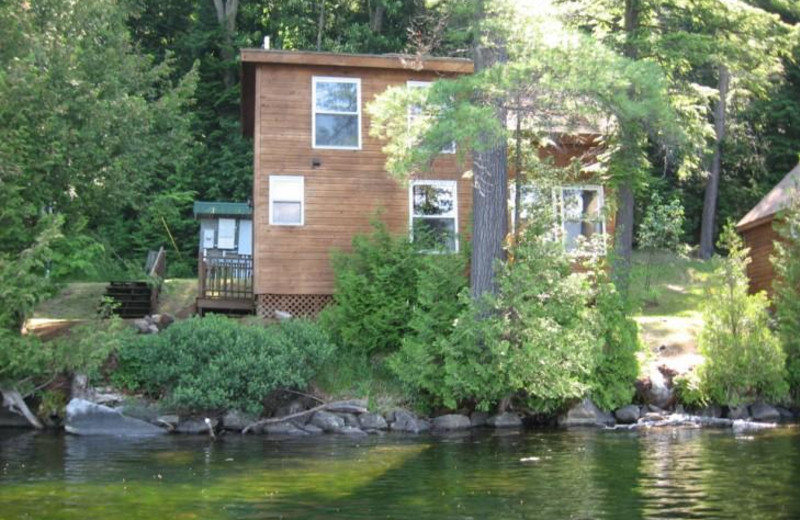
[487,412,523,428]
[749,403,780,423]
[558,399,610,427]
[151,313,175,330]
[697,404,723,418]
[432,414,472,431]
[776,406,796,421]
[0,406,31,428]
[262,422,308,436]
[176,417,218,434]
[336,413,360,428]
[614,405,641,424]
[274,311,293,321]
[470,411,489,427]
[156,415,179,429]
[300,423,324,435]
[326,400,369,414]
[65,399,165,436]
[647,404,666,414]
[389,410,431,433]
[640,368,674,409]
[116,399,159,422]
[133,319,152,334]
[727,405,750,420]
[310,411,345,432]
[336,426,368,436]
[223,410,255,431]
[640,412,667,423]
[358,412,388,430]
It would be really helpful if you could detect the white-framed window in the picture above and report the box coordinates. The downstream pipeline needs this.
[409,180,458,252]
[269,176,304,226]
[556,185,606,254]
[407,80,455,154]
[313,76,361,149]
[510,184,606,255]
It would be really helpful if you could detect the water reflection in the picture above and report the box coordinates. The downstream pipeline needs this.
[0,428,798,519]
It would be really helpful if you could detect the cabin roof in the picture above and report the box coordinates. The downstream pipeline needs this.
[737,163,800,232]
[193,201,252,219]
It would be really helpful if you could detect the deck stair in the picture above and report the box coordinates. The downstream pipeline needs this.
[103,281,153,318]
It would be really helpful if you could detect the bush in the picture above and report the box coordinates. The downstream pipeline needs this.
[773,199,800,401]
[113,315,335,414]
[697,224,788,406]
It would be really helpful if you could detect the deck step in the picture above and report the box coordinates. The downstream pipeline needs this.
[104,281,154,318]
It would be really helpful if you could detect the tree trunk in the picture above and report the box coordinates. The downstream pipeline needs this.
[316,0,325,51]
[699,65,730,259]
[370,2,385,33]
[513,102,523,244]
[470,6,508,299]
[1,388,43,429]
[612,0,641,289]
[212,0,239,88]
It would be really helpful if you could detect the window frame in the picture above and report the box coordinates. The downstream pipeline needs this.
[312,76,362,150]
[408,179,459,253]
[269,175,305,227]
[406,80,456,154]
[555,184,606,255]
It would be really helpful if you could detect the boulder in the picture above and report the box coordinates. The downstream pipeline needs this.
[336,413,360,428]
[776,406,796,422]
[389,410,431,433]
[470,411,489,427]
[65,399,165,436]
[697,404,723,418]
[156,415,179,429]
[432,414,472,431]
[637,367,674,409]
[614,405,641,424]
[223,410,256,431]
[262,422,308,436]
[749,403,780,423]
[358,412,388,430]
[300,423,324,435]
[727,405,750,420]
[176,417,218,434]
[133,319,152,334]
[274,399,307,420]
[310,411,345,432]
[487,412,523,429]
[558,399,613,428]
[336,426,368,437]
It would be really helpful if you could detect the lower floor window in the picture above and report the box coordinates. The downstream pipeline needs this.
[410,180,458,252]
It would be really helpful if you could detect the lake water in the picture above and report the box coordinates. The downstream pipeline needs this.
[1,427,799,519]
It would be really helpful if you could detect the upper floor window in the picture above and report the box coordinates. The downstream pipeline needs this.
[410,180,458,252]
[269,175,304,226]
[313,77,361,149]
[407,81,455,154]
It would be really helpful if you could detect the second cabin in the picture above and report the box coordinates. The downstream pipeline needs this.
[237,49,612,318]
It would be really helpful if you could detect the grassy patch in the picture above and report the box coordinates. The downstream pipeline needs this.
[629,250,714,318]
[156,278,196,317]
[314,351,409,413]
[33,282,107,320]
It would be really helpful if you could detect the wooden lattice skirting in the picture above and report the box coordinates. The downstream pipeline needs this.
[256,293,333,318]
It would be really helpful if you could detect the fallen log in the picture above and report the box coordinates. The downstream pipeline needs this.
[1,387,44,429]
[242,400,368,434]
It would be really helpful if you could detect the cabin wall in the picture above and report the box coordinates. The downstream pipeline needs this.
[252,63,471,316]
[741,219,779,296]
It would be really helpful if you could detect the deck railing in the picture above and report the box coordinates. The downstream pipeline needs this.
[199,256,253,300]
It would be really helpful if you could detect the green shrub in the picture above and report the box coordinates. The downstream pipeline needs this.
[113,315,335,414]
[697,224,788,406]
[773,199,800,401]
[319,220,421,355]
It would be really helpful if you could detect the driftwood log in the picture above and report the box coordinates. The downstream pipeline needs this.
[1,388,43,429]
[242,400,368,434]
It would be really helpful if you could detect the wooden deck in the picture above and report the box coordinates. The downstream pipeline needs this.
[197,256,254,314]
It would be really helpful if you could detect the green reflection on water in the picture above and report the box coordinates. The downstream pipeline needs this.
[1,428,799,520]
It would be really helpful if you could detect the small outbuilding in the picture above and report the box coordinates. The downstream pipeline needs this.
[193,201,254,314]
[736,163,800,296]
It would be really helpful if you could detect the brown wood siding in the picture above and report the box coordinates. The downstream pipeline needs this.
[741,219,779,296]
[253,64,471,295]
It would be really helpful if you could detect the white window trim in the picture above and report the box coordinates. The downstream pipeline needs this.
[269,175,305,226]
[555,184,606,255]
[406,80,455,154]
[409,180,459,252]
[312,76,362,150]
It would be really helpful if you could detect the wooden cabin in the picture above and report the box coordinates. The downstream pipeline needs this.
[193,201,254,314]
[239,49,614,318]
[736,163,800,296]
